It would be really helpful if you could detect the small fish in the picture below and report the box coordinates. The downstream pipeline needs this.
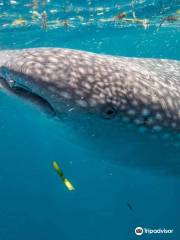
[127,202,134,212]
[52,161,75,191]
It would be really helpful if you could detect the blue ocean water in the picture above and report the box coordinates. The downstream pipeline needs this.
[0,0,180,239]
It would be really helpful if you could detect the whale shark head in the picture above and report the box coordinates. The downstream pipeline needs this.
[1,48,180,175]
[1,48,180,129]
[0,48,121,119]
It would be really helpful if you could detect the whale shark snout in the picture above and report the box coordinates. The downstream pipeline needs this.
[0,47,180,175]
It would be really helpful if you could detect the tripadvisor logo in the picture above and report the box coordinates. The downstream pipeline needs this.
[135,227,143,236]
[135,226,174,236]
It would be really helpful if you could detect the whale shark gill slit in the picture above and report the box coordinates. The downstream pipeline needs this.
[0,77,56,117]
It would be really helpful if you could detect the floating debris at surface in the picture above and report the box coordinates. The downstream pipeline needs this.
[0,1,179,31]
[41,11,48,29]
[158,15,180,30]
[115,12,127,20]
[12,17,26,26]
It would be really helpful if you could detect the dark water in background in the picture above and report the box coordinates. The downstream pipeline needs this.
[0,0,180,239]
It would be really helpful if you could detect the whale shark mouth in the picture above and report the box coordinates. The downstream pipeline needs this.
[0,77,56,117]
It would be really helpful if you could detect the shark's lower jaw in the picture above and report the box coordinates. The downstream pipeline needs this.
[0,77,56,117]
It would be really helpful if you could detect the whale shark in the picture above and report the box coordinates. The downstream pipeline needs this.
[0,48,180,175]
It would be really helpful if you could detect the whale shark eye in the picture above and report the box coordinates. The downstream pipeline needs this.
[102,105,117,119]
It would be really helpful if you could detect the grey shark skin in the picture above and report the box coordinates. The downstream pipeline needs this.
[0,48,180,175]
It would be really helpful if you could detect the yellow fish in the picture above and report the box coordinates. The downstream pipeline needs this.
[52,161,75,191]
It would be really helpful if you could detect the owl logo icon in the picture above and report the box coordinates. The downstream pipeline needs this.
[135,227,143,236]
